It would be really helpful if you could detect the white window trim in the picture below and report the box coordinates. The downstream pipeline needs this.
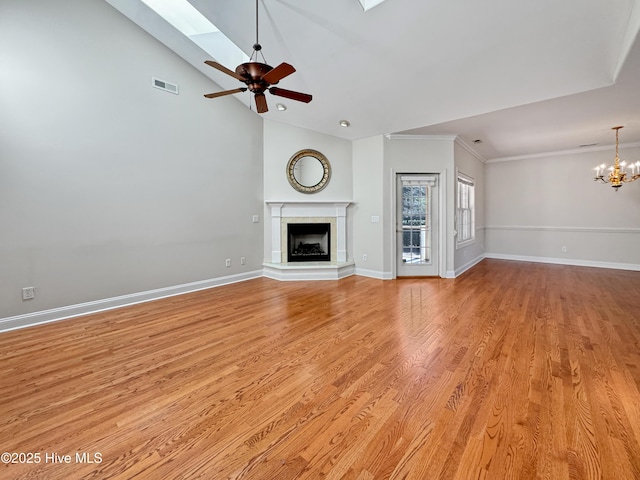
[456,171,475,249]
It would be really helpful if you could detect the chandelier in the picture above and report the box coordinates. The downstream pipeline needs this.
[593,126,640,190]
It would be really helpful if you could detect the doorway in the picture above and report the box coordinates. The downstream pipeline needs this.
[396,174,439,277]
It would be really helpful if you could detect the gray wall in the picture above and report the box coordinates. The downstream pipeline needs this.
[352,136,385,277]
[485,146,640,268]
[453,142,485,274]
[0,0,264,318]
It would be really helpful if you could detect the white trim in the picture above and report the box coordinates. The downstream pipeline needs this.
[455,170,475,249]
[455,254,485,277]
[454,136,486,163]
[265,201,351,265]
[263,262,355,281]
[384,134,457,141]
[456,238,475,249]
[381,134,486,163]
[456,170,475,185]
[486,141,640,163]
[0,270,263,334]
[391,169,447,278]
[485,225,640,234]
[354,268,393,280]
[439,169,447,279]
[485,253,640,271]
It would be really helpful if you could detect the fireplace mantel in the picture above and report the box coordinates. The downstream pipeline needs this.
[264,201,354,280]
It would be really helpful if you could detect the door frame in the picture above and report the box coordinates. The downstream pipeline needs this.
[390,168,447,279]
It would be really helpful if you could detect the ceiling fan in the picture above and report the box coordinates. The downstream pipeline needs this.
[204,0,312,113]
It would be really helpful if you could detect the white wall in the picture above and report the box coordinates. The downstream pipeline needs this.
[453,142,486,274]
[0,0,264,320]
[262,120,353,262]
[485,146,640,269]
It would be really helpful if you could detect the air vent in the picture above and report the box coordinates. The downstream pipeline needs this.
[152,77,179,95]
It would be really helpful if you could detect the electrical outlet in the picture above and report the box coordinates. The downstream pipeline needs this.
[561,246,567,253]
[225,259,231,267]
[22,287,35,300]
[241,256,246,265]
[362,254,368,261]
[252,215,260,223]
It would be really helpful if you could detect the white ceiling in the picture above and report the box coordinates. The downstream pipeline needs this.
[107,0,640,161]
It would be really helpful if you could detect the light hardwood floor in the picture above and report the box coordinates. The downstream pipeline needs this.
[1,259,640,479]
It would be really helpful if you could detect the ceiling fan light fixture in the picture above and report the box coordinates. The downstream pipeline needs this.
[339,120,351,127]
[202,0,312,114]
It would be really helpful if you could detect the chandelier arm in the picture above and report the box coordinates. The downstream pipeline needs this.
[592,126,639,190]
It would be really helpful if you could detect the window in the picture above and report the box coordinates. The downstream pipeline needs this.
[400,176,435,264]
[140,0,249,68]
[456,173,475,247]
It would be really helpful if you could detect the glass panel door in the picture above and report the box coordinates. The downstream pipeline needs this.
[396,174,439,277]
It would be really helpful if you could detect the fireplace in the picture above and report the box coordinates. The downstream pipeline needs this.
[265,202,353,279]
[287,223,331,262]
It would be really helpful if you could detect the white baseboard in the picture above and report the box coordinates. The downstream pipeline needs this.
[484,253,640,271]
[9,253,633,334]
[263,262,355,281]
[0,270,263,334]
[354,267,393,280]
[454,254,485,277]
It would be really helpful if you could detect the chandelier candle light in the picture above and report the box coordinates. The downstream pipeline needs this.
[594,126,640,190]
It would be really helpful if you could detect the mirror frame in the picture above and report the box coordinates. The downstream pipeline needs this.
[286,149,331,193]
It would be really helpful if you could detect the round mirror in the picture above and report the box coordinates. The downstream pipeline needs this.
[286,149,331,193]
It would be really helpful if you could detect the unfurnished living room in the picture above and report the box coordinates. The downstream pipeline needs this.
[1,0,640,479]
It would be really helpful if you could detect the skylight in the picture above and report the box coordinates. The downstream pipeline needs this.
[141,0,249,67]
[356,0,388,11]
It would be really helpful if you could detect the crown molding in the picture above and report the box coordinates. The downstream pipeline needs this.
[454,136,486,163]
[384,134,457,141]
[383,134,486,163]
[486,141,640,163]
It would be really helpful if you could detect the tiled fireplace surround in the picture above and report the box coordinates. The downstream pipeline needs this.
[264,202,354,280]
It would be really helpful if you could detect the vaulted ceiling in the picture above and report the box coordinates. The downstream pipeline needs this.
[107,0,640,161]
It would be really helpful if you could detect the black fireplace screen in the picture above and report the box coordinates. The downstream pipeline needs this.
[287,223,331,262]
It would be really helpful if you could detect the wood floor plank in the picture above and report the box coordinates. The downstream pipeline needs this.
[1,259,639,479]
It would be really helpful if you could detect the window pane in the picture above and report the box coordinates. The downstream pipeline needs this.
[456,176,475,245]
[401,179,432,265]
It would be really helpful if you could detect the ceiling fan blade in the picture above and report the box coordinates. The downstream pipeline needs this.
[204,60,246,81]
[269,87,312,103]
[262,62,296,85]
[204,87,247,99]
[255,93,268,113]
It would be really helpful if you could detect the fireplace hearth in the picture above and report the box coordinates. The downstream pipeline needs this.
[288,223,331,262]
